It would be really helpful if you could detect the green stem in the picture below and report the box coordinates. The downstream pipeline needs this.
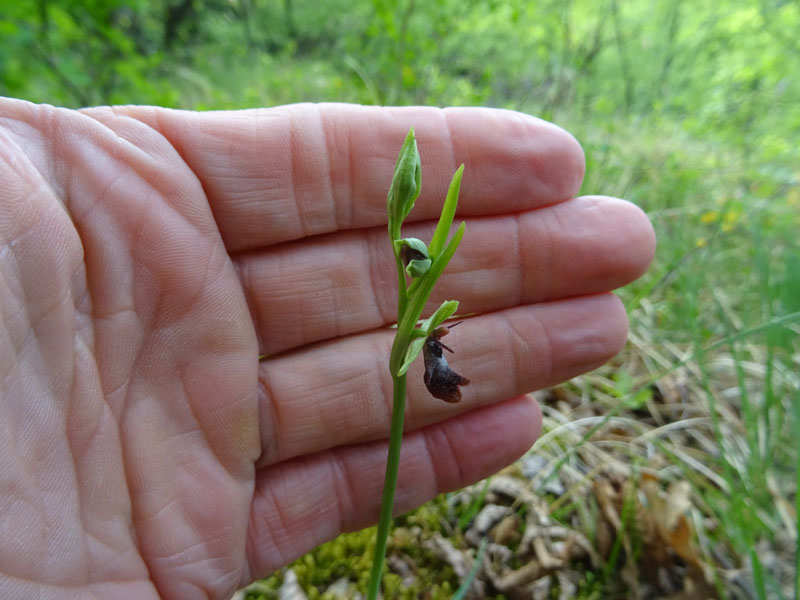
[366,372,407,600]
[394,252,408,317]
[367,232,410,600]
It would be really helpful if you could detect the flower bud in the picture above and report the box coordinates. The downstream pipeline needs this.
[397,238,431,277]
[387,130,421,229]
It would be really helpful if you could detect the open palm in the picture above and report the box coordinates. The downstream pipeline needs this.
[0,99,654,599]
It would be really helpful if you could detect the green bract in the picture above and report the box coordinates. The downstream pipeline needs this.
[421,300,460,335]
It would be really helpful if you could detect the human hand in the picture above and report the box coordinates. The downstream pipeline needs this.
[0,99,654,599]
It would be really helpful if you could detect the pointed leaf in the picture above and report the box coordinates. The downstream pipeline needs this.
[420,300,460,335]
[428,164,464,257]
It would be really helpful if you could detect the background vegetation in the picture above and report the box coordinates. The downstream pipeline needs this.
[2,0,798,598]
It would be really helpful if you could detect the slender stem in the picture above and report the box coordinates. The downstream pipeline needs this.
[367,231,409,600]
[366,372,407,599]
[395,252,408,317]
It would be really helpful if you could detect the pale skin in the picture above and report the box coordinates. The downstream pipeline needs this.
[0,98,655,599]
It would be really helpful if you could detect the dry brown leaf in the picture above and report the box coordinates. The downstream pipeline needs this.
[492,513,521,546]
[642,476,702,569]
[641,474,719,598]
[593,475,645,597]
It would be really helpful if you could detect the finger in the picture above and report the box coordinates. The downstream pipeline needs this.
[257,293,625,467]
[83,104,585,250]
[240,195,654,356]
[244,394,541,582]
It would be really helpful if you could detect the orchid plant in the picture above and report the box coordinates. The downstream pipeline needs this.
[367,130,469,599]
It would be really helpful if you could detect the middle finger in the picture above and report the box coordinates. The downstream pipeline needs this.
[238,195,652,356]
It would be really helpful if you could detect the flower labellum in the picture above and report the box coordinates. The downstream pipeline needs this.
[422,323,470,403]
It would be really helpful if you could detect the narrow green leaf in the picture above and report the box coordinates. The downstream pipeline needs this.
[397,337,426,376]
[420,300,459,334]
[428,164,464,257]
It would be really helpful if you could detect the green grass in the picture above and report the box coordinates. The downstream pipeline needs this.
[579,120,799,597]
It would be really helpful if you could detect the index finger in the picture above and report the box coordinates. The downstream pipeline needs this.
[82,104,585,251]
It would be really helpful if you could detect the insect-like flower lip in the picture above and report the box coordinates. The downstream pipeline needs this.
[423,324,470,402]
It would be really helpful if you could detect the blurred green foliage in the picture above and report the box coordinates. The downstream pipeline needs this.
[2,1,797,194]
[2,0,797,227]
[2,1,797,145]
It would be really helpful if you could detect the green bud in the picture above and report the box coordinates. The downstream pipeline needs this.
[387,129,421,231]
[396,237,431,278]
